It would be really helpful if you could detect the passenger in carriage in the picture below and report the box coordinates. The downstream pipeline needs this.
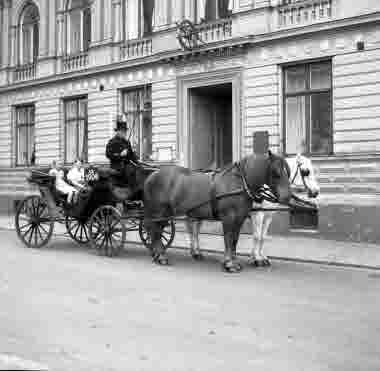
[48,160,78,204]
[67,158,86,191]
[105,115,139,185]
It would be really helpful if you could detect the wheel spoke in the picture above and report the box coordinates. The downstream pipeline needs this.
[19,222,33,230]
[22,224,34,240]
[28,226,35,245]
[39,224,49,235]
[83,224,89,241]
[73,223,81,239]
[161,235,169,243]
[79,224,84,241]
[36,226,45,242]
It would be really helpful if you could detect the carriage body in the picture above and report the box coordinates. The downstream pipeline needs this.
[15,165,175,254]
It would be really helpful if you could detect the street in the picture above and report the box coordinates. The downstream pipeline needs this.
[0,230,379,371]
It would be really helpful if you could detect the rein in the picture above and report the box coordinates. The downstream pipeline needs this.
[290,160,312,194]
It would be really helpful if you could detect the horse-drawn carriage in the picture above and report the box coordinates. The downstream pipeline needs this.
[15,165,175,256]
[15,154,318,272]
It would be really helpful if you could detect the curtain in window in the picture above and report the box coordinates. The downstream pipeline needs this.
[219,0,233,18]
[198,0,207,21]
[22,25,32,64]
[184,0,195,21]
[122,87,152,160]
[16,106,35,166]
[69,9,82,53]
[33,23,39,61]
[144,0,155,34]
[78,99,87,161]
[126,0,141,39]
[286,96,306,154]
[83,7,91,51]
[310,92,332,154]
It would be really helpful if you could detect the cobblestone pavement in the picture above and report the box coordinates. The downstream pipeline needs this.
[1,230,380,371]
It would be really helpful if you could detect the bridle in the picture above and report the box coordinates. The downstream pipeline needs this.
[290,159,313,195]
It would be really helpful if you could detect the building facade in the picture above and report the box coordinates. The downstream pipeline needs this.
[1,0,380,242]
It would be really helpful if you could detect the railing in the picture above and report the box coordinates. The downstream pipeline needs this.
[197,18,232,44]
[277,0,332,28]
[62,52,89,72]
[120,38,152,60]
[13,63,36,82]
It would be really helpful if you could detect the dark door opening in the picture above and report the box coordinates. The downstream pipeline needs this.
[189,83,232,170]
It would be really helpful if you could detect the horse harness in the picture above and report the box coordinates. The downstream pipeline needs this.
[205,162,268,219]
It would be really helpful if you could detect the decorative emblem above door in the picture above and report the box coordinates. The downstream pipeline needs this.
[176,20,205,51]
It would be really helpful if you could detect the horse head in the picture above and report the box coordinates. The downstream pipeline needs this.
[243,151,291,204]
[266,150,292,204]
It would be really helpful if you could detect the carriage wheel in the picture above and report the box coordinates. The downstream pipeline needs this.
[15,195,54,248]
[65,216,90,245]
[89,205,126,257]
[138,219,175,249]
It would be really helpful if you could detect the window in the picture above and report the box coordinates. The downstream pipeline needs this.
[283,61,333,155]
[193,0,232,22]
[122,86,152,161]
[66,0,91,54]
[15,105,35,166]
[64,97,88,163]
[19,4,39,65]
[124,0,154,40]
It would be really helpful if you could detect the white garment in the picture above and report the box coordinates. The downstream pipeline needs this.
[67,167,85,186]
[49,168,77,195]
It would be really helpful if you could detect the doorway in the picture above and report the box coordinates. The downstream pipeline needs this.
[189,83,232,170]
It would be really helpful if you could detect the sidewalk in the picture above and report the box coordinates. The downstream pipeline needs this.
[3,214,380,269]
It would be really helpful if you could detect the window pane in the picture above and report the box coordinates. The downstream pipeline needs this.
[285,66,306,93]
[310,62,331,90]
[22,26,32,64]
[18,126,28,165]
[78,98,87,118]
[83,7,91,51]
[66,121,77,163]
[28,125,35,164]
[70,10,82,53]
[310,92,332,155]
[285,96,306,154]
[122,86,152,159]
[65,101,77,120]
[78,119,87,161]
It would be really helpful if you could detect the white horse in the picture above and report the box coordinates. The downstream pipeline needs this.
[185,154,320,265]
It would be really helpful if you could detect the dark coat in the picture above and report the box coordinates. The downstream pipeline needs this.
[105,134,139,171]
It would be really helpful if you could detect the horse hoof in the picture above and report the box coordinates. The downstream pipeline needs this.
[153,255,169,266]
[249,259,265,267]
[191,251,204,261]
[222,261,243,273]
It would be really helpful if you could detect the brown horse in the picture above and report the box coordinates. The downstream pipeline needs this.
[143,151,292,272]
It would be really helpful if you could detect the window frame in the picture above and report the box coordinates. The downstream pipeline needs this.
[65,0,91,55]
[63,96,88,164]
[15,104,35,167]
[121,85,152,161]
[18,4,39,65]
[282,59,333,156]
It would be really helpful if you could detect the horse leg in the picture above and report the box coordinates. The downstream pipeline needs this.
[144,215,170,265]
[222,219,243,273]
[185,219,204,260]
[249,211,264,266]
[259,212,273,266]
[231,219,244,270]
